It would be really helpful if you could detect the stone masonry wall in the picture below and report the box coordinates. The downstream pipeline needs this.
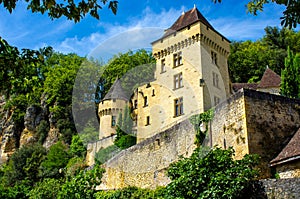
[276,160,300,179]
[244,89,300,178]
[252,178,300,199]
[211,90,249,159]
[99,119,196,189]
[211,89,300,178]
[86,135,116,166]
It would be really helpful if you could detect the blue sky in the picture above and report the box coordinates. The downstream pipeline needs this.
[0,0,289,61]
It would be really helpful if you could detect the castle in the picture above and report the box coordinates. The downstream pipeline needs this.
[86,6,300,189]
[97,6,230,145]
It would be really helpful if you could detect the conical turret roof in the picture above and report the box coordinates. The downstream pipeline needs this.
[102,78,129,101]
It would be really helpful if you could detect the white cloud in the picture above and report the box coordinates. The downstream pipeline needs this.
[211,17,282,41]
[54,7,182,58]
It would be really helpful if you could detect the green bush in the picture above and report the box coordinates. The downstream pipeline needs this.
[28,178,62,199]
[95,145,121,164]
[166,147,260,199]
[36,120,49,144]
[58,164,104,199]
[114,134,136,150]
[65,157,87,177]
[40,141,70,179]
[94,186,165,199]
[3,144,46,186]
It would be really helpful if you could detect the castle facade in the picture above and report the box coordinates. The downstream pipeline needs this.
[98,7,231,144]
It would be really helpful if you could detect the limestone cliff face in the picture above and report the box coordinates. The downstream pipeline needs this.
[0,95,60,164]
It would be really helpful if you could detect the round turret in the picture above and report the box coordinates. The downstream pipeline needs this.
[98,79,129,139]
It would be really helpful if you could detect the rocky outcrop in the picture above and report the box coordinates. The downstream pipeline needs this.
[0,94,60,164]
[0,96,20,164]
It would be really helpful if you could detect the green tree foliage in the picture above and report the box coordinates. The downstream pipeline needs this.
[0,37,52,99]
[36,120,50,144]
[40,141,70,179]
[95,145,120,164]
[65,157,87,177]
[95,186,165,199]
[44,53,83,112]
[213,0,300,28]
[79,125,99,145]
[57,164,104,199]
[28,178,62,199]
[165,147,259,199]
[2,144,46,186]
[280,48,300,98]
[0,0,118,22]
[0,37,52,126]
[189,109,214,147]
[69,135,86,158]
[114,106,136,149]
[229,27,300,83]
[100,49,156,100]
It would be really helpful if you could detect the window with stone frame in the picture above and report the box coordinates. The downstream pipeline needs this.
[174,97,184,117]
[161,58,166,73]
[211,51,218,65]
[173,51,183,67]
[111,115,116,127]
[212,72,219,88]
[174,72,183,89]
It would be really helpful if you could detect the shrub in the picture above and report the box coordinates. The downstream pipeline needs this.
[166,147,260,199]
[28,178,62,199]
[95,145,121,164]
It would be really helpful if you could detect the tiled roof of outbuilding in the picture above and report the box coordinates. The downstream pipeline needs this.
[270,128,300,166]
[232,83,258,92]
[258,68,281,88]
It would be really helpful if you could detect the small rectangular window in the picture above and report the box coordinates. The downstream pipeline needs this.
[174,72,183,89]
[161,59,166,73]
[144,96,148,107]
[211,51,217,65]
[212,72,219,88]
[173,52,183,67]
[111,116,116,127]
[146,116,150,126]
[214,96,220,106]
[174,97,184,117]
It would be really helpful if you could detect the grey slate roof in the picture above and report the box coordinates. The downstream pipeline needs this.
[102,78,129,101]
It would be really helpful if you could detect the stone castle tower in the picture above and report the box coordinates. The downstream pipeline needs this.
[95,6,231,147]
[132,7,231,142]
[98,78,129,140]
